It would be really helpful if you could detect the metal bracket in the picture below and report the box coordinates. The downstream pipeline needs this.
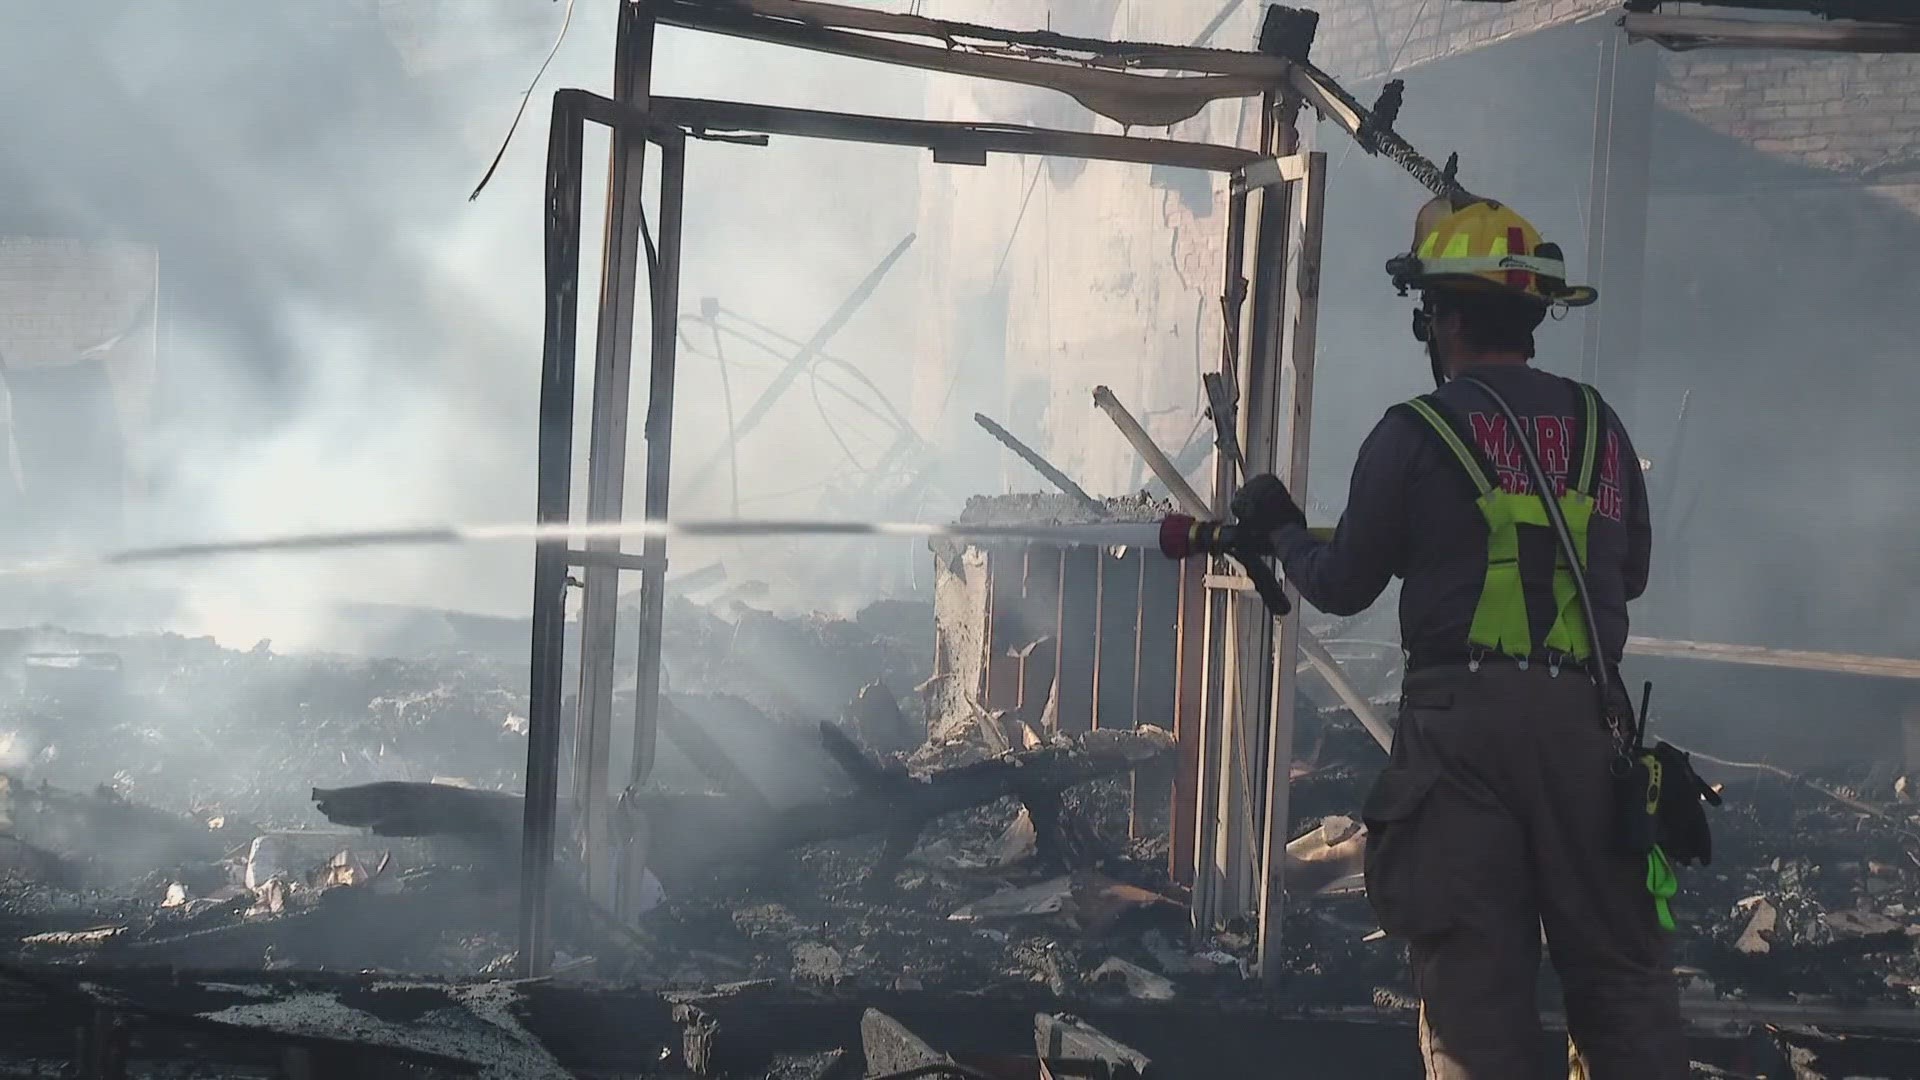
[565,548,668,574]
[1201,371,1244,473]
[1232,153,1308,194]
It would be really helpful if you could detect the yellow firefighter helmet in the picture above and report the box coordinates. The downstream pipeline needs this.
[1387,196,1598,308]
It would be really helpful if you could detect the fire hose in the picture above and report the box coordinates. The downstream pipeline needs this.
[0,512,1393,750]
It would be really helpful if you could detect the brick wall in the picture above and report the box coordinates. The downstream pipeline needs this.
[1659,52,1920,182]
[1309,0,1612,83]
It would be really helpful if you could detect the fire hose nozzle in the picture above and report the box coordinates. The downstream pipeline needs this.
[1158,514,1222,560]
[1156,514,1292,617]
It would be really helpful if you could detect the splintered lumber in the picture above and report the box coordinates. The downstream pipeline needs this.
[312,782,524,839]
[312,726,1174,892]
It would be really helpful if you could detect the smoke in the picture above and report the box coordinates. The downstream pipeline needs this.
[0,2,932,650]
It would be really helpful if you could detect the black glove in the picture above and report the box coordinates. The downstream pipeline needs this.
[1231,473,1307,535]
[1651,741,1719,867]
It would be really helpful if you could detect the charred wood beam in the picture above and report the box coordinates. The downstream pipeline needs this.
[652,97,1259,172]
[642,724,1171,887]
[313,728,1172,892]
[973,413,1106,516]
[659,699,773,809]
[1624,13,1920,52]
[660,0,1300,74]
[1626,636,1920,680]
[650,0,1281,127]
[1285,61,1478,203]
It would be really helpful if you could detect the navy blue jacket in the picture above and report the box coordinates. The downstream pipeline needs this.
[1271,364,1652,662]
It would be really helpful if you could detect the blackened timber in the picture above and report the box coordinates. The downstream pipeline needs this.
[520,92,587,980]
[974,413,1105,515]
[658,0,1303,75]
[575,3,657,916]
[647,5,1268,127]
[1285,60,1478,204]
[650,98,1260,172]
[627,130,690,795]
[317,727,1173,892]
[555,88,684,145]
[1624,13,1920,52]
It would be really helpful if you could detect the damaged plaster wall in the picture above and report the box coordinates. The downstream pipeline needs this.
[910,0,1257,502]
[913,0,1920,762]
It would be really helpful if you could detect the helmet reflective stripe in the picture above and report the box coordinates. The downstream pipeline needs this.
[1412,255,1573,278]
[1392,197,1594,308]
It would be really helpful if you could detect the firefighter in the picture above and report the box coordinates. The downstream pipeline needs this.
[1231,196,1684,1079]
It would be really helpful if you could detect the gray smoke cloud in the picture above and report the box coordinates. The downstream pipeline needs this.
[0,1,932,650]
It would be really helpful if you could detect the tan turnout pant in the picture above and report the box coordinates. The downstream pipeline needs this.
[1362,662,1687,1080]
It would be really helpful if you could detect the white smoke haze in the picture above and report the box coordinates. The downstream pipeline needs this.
[0,2,937,651]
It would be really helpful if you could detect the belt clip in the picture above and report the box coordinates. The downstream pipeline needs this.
[1468,647,1485,674]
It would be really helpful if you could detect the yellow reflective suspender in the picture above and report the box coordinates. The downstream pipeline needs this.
[1401,385,1603,661]
[1543,387,1601,658]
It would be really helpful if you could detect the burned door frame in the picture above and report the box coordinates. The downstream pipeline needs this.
[519,0,1467,981]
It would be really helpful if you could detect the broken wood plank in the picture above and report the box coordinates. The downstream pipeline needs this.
[1626,636,1920,681]
[1092,386,1209,518]
[315,726,1174,892]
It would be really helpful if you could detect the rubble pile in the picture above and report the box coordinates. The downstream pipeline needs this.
[0,626,531,827]
[0,602,1919,1076]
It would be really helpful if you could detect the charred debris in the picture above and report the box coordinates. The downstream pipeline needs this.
[0,547,1912,1076]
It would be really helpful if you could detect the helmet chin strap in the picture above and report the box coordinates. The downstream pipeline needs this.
[1427,335,1448,389]
[1416,299,1449,388]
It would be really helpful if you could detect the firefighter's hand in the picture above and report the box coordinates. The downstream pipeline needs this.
[1231,473,1306,535]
